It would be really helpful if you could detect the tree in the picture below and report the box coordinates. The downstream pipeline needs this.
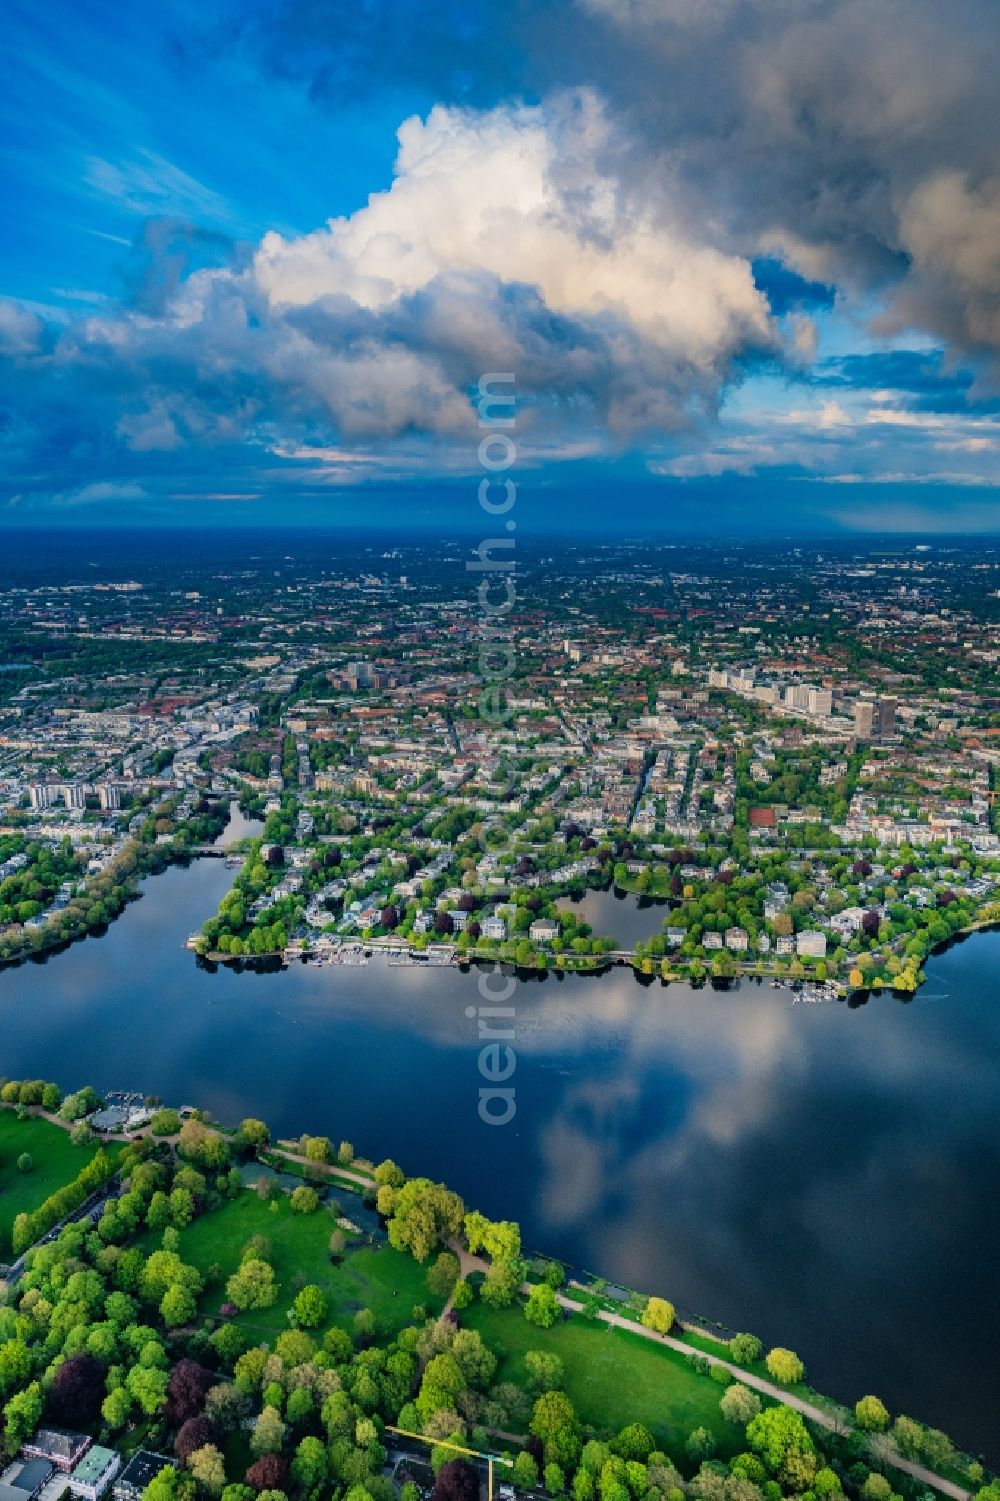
[303,1135,331,1162]
[416,1353,465,1423]
[290,1284,328,1328]
[513,1453,540,1491]
[167,1361,216,1425]
[125,1364,169,1415]
[746,1407,816,1485]
[161,1283,198,1328]
[720,1385,761,1426]
[387,1177,465,1262]
[525,1350,565,1393]
[855,1395,890,1432]
[3,1382,44,1451]
[144,1468,193,1501]
[610,1425,655,1462]
[147,1192,173,1231]
[291,1436,328,1490]
[176,1417,219,1464]
[432,1460,480,1501]
[481,1256,525,1308]
[353,1307,376,1343]
[240,1118,271,1146]
[101,1387,131,1430]
[170,1187,195,1228]
[49,1354,105,1425]
[545,1463,566,1496]
[227,1258,277,1311]
[205,1384,251,1432]
[250,1406,286,1457]
[188,1447,227,1495]
[451,1329,497,1388]
[178,1119,230,1169]
[686,1429,716,1462]
[641,1297,675,1334]
[141,1250,203,1304]
[427,1250,461,1299]
[525,1284,561,1328]
[764,1347,804,1384]
[289,1185,319,1214]
[729,1333,762,1365]
[891,1415,923,1458]
[531,1391,582,1469]
[245,1456,289,1493]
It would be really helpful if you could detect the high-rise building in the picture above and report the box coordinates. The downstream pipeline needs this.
[876,696,898,738]
[808,687,833,717]
[29,783,56,810]
[853,699,875,739]
[784,684,810,709]
[61,783,87,809]
[98,783,123,811]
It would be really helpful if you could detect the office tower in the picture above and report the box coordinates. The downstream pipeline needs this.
[876,696,897,737]
[853,699,875,739]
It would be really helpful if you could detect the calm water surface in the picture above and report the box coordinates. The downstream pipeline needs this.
[558,887,671,947]
[1,852,998,1458]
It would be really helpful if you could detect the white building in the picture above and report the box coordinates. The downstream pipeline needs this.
[68,1447,121,1501]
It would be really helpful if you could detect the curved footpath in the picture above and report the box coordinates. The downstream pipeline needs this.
[450,1246,970,1501]
[5,1109,971,1501]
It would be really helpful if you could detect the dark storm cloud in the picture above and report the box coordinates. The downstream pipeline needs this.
[222,0,1000,368]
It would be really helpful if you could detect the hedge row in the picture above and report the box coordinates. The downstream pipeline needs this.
[11,1147,117,1255]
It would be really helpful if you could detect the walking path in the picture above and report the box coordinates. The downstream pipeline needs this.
[5,1110,972,1501]
[448,1245,970,1501]
[272,1140,375,1190]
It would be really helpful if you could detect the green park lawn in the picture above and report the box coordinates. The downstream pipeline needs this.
[144,1189,444,1338]
[0,1111,116,1257]
[464,1301,747,1467]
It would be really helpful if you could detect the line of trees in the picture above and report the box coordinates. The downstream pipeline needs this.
[10,1146,117,1255]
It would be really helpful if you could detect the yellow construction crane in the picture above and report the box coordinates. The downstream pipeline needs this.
[386,1426,515,1501]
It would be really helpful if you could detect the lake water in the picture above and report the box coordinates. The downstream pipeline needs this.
[557,887,671,947]
[0,850,997,1458]
[212,801,266,847]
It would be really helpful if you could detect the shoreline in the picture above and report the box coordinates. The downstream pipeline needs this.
[0,1092,982,1497]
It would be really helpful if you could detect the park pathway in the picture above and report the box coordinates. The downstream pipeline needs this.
[448,1245,970,1501]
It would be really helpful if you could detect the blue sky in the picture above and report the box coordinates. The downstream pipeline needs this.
[2,0,999,532]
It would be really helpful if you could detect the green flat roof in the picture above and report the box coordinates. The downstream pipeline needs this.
[71,1448,118,1484]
